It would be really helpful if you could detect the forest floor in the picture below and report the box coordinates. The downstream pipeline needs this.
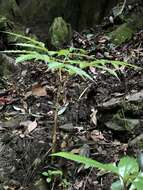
[0,27,143,190]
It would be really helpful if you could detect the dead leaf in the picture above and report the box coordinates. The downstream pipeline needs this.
[71,148,80,154]
[90,108,98,126]
[98,35,109,43]
[90,130,105,141]
[20,120,37,134]
[74,180,83,189]
[58,102,69,115]
[24,91,32,99]
[27,120,37,133]
[19,134,25,138]
[13,106,25,114]
[21,69,27,77]
[32,83,47,97]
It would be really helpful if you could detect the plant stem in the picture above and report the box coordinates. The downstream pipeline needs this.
[123,182,127,190]
[52,95,59,154]
[52,72,61,155]
[123,186,127,190]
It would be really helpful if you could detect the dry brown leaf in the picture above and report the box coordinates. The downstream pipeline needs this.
[32,83,47,97]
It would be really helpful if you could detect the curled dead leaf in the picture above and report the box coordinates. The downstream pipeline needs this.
[32,83,47,97]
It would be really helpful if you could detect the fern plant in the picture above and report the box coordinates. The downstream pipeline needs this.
[2,32,136,154]
[2,32,135,80]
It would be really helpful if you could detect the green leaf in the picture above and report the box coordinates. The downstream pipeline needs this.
[79,61,93,68]
[16,53,38,63]
[103,163,119,174]
[1,50,34,54]
[48,51,58,56]
[52,152,105,168]
[69,47,87,54]
[42,172,49,177]
[96,65,119,78]
[111,180,123,190]
[57,49,70,56]
[118,157,139,181]
[52,152,118,174]
[130,172,143,190]
[48,62,65,69]
[3,31,44,47]
[15,43,49,52]
[15,52,51,63]
[46,178,51,183]
[49,170,63,176]
[65,64,93,81]
[107,60,136,68]
[2,33,138,81]
[35,54,51,62]
[68,60,88,66]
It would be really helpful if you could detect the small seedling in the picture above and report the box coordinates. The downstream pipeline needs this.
[42,169,70,188]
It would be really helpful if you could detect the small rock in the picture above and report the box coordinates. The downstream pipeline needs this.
[49,17,72,49]
[105,118,140,131]
[129,134,143,146]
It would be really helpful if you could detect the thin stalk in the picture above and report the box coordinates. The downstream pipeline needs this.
[51,55,68,158]
[123,184,128,190]
[52,71,62,155]
[120,177,128,190]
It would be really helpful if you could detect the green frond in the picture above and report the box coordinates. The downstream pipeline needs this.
[3,31,45,47]
[48,62,65,69]
[65,64,93,81]
[1,50,35,54]
[14,43,49,52]
[16,53,39,63]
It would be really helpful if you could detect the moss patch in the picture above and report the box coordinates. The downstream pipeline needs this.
[109,23,134,45]
[109,10,143,46]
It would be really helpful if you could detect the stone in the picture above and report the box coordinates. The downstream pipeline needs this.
[109,23,134,45]
[0,54,19,77]
[105,113,140,131]
[48,17,72,49]
[109,12,143,45]
[129,134,143,147]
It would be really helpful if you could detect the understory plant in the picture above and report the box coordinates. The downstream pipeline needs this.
[42,169,70,188]
[52,152,143,190]
[2,32,136,154]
